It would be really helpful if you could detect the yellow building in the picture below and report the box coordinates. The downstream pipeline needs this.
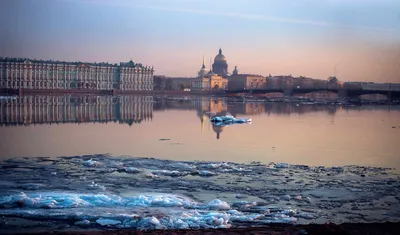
[192,58,228,91]
[228,71,266,90]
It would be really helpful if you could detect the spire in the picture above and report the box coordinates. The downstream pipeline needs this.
[209,58,212,72]
[219,47,222,54]
[201,55,205,69]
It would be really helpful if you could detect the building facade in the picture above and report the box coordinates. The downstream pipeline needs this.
[153,76,195,91]
[228,74,266,90]
[343,82,400,91]
[192,56,228,91]
[266,75,339,90]
[166,77,193,90]
[153,75,167,90]
[191,74,227,91]
[0,58,154,91]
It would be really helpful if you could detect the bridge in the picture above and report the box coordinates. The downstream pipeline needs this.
[225,88,400,100]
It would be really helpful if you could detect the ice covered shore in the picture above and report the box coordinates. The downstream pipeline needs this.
[0,155,399,232]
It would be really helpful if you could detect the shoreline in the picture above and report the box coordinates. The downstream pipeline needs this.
[7,222,400,235]
[0,89,398,106]
[0,88,226,97]
[1,156,399,234]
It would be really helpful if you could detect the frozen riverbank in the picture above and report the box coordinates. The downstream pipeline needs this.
[7,222,400,235]
[0,155,399,233]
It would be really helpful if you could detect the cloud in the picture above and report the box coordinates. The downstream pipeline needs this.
[144,6,333,27]
[144,6,399,33]
[58,0,399,34]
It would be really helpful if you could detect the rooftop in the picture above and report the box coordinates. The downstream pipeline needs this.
[230,74,265,77]
[0,57,150,69]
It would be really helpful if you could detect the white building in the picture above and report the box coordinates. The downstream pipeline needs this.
[0,58,154,91]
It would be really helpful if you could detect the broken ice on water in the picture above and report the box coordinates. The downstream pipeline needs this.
[0,154,399,233]
[210,113,252,125]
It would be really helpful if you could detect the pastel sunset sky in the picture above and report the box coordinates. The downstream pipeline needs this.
[1,0,399,82]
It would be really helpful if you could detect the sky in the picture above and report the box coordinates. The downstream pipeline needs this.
[0,0,399,82]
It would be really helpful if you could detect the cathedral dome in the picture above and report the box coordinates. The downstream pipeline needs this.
[214,48,227,64]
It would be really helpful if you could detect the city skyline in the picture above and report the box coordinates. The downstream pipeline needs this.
[1,0,400,82]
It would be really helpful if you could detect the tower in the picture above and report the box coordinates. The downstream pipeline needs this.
[197,55,207,77]
[232,66,238,75]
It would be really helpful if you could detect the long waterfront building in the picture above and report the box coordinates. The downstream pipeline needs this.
[0,58,154,91]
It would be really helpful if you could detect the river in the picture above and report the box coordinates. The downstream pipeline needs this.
[0,95,399,170]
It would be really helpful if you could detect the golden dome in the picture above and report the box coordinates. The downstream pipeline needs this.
[214,48,227,63]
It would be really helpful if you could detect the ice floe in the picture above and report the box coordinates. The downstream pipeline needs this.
[210,115,252,124]
[0,191,303,231]
[0,154,399,233]
[0,192,198,209]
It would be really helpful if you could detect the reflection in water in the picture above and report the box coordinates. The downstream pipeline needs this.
[0,95,399,170]
[1,96,398,128]
[0,96,153,127]
[192,97,332,140]
[1,95,398,141]
[153,96,342,117]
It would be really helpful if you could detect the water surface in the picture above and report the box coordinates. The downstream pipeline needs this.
[0,95,399,170]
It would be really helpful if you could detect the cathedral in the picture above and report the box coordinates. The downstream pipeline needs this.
[212,48,229,77]
[197,48,230,77]
[192,52,228,91]
[194,48,266,91]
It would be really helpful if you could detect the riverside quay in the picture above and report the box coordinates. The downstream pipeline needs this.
[0,57,154,91]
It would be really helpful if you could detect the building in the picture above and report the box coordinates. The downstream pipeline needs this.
[191,57,228,91]
[343,82,400,91]
[266,75,341,90]
[166,77,193,90]
[228,73,266,90]
[0,57,154,91]
[153,76,194,91]
[153,75,167,90]
[266,75,295,89]
[212,48,229,77]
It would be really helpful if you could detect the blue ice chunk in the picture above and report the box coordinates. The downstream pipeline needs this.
[206,199,231,210]
[96,218,121,226]
[151,170,188,177]
[82,159,102,167]
[137,216,163,230]
[75,219,91,227]
[123,167,142,173]
[198,170,218,177]
[275,163,289,168]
